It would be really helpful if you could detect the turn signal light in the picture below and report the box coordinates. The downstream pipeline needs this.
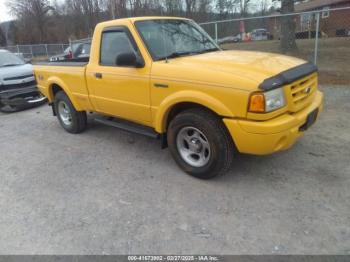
[249,93,265,113]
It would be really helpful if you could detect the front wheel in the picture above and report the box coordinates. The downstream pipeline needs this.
[0,101,6,113]
[167,108,235,179]
[0,100,18,113]
[54,91,87,134]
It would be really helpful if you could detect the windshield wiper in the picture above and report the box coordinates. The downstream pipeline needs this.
[157,48,220,61]
[158,51,196,61]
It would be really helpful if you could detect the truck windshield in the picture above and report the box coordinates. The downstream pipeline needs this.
[135,19,220,61]
[0,51,25,67]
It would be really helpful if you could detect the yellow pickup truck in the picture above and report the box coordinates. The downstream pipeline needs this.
[34,17,323,179]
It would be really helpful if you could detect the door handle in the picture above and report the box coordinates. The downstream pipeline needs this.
[94,72,103,79]
[154,83,169,88]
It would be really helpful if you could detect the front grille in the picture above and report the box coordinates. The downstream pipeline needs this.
[288,73,318,112]
[0,80,37,92]
[3,74,34,81]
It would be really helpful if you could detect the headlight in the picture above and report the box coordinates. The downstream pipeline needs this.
[265,88,286,112]
[249,88,286,113]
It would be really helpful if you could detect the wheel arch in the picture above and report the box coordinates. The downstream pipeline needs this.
[47,77,83,111]
[154,91,234,133]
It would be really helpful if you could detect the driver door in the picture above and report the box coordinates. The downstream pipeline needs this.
[86,27,151,125]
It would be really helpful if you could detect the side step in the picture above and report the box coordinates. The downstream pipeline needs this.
[94,116,160,139]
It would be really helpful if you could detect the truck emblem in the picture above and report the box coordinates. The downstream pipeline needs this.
[304,87,311,94]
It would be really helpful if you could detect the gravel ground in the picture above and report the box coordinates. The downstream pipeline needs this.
[0,85,349,255]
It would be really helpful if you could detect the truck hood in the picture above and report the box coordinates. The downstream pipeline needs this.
[154,50,307,91]
[0,64,34,84]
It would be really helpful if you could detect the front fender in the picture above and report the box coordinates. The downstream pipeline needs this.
[154,90,234,133]
[47,76,83,111]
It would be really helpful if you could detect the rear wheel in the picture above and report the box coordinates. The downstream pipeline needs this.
[54,91,87,134]
[167,108,235,179]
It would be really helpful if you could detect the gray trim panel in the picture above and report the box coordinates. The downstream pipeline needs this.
[259,62,318,91]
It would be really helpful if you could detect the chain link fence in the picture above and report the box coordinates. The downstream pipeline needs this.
[200,7,350,85]
[1,44,70,61]
[1,8,348,84]
[0,38,92,62]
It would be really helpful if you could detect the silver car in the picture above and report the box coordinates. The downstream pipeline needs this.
[0,50,46,112]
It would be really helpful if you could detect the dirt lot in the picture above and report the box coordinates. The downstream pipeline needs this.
[0,86,349,254]
[222,37,350,85]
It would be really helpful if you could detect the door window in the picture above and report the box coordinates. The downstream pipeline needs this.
[100,30,136,66]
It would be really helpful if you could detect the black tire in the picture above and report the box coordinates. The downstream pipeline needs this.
[0,105,18,113]
[0,100,18,113]
[0,101,6,112]
[54,91,87,134]
[167,108,235,179]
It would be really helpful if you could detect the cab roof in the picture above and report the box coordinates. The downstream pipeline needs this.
[127,16,190,22]
[97,16,191,27]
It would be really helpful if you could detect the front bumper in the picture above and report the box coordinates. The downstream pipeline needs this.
[224,91,324,155]
[0,85,47,110]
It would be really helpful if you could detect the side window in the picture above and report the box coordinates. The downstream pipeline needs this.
[81,43,91,55]
[100,30,136,66]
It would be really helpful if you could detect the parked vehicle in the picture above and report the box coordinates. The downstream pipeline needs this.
[0,50,46,112]
[49,41,91,62]
[49,47,70,62]
[251,29,272,41]
[34,17,323,179]
[218,35,241,44]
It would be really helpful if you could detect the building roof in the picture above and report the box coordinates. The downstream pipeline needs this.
[295,0,350,11]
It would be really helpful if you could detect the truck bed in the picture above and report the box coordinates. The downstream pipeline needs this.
[34,59,92,110]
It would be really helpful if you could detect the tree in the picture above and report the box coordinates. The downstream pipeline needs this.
[259,0,269,15]
[274,0,298,53]
[197,0,212,21]
[163,0,183,16]
[5,21,19,45]
[6,0,273,44]
[185,0,197,16]
[238,0,250,17]
[280,0,297,53]
[7,0,52,43]
[108,0,128,19]
[216,0,236,16]
[64,0,102,38]
[0,27,6,46]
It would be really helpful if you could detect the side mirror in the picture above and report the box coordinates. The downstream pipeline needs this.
[116,52,144,68]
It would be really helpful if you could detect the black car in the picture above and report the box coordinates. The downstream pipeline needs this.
[49,42,91,62]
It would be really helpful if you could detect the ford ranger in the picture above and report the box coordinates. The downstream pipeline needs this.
[34,17,324,179]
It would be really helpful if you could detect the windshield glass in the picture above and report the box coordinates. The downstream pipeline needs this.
[135,19,219,61]
[0,51,25,67]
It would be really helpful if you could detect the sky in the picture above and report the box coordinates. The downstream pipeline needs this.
[0,0,12,23]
